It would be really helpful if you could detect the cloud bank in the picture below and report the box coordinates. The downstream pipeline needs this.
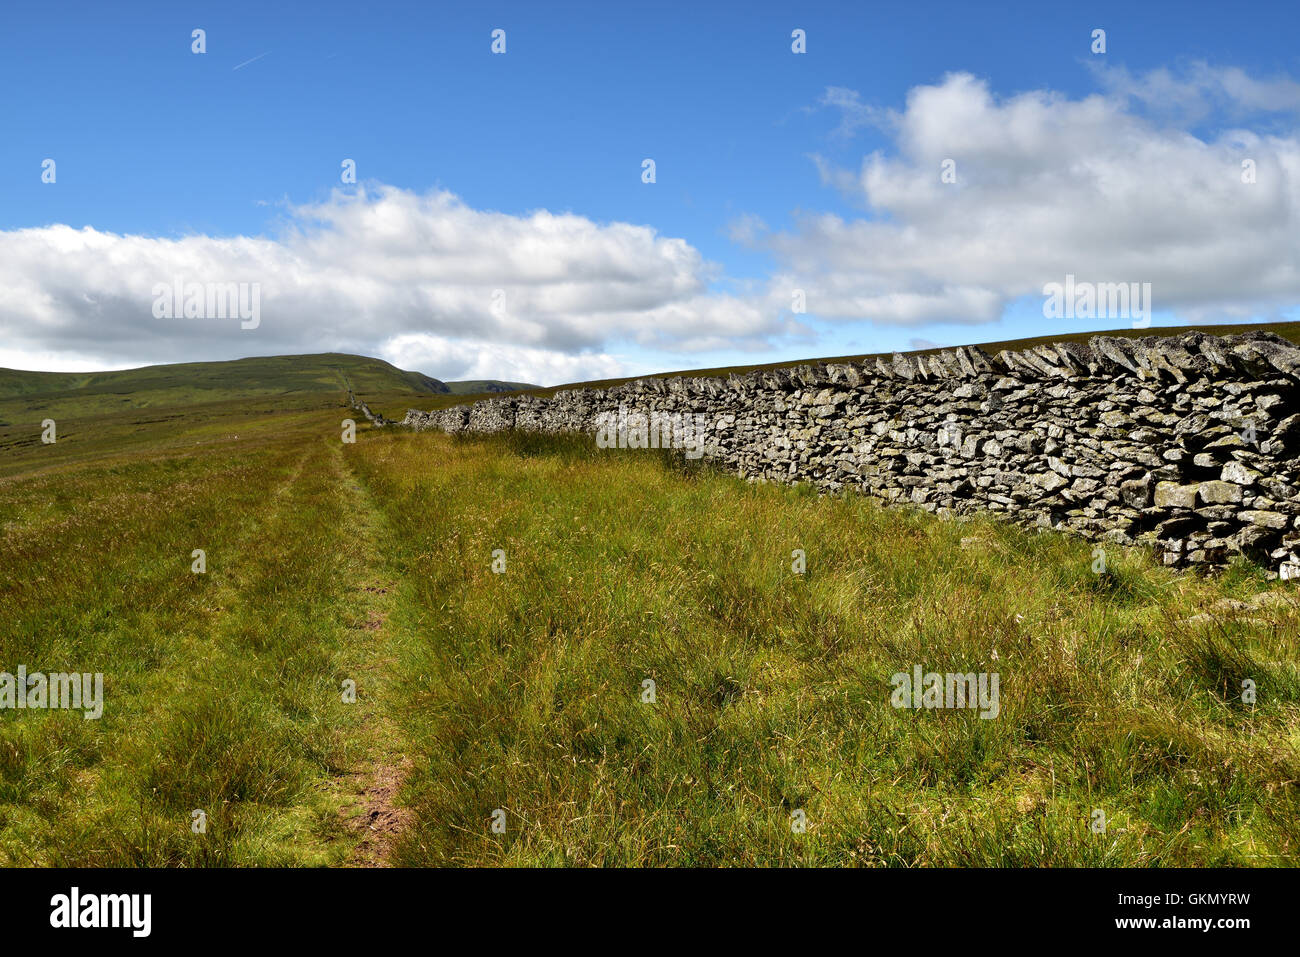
[0,186,777,383]
[4,64,1300,382]
[770,65,1300,326]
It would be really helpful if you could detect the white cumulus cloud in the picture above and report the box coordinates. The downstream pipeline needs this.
[765,67,1300,326]
[0,185,783,383]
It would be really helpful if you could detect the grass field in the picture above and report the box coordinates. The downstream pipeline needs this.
[3,335,1300,866]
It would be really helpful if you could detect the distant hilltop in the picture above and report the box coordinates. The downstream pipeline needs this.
[0,352,539,407]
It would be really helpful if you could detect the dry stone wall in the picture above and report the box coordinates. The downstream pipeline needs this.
[347,389,394,426]
[402,331,1300,574]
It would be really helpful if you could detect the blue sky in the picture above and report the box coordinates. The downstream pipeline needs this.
[4,0,1300,383]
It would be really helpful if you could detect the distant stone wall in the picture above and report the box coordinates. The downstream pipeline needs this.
[403,332,1300,574]
[347,389,393,427]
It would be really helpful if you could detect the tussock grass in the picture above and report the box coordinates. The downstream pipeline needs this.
[3,394,1298,866]
[347,430,1300,867]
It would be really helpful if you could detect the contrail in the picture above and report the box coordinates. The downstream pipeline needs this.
[232,51,271,71]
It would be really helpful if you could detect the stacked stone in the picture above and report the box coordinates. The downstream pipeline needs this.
[347,390,394,427]
[401,331,1300,574]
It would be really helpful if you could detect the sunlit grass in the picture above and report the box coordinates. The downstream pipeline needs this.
[1,402,381,865]
[349,429,1300,867]
[3,391,1298,867]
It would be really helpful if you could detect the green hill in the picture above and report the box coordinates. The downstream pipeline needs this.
[443,379,541,395]
[0,353,449,405]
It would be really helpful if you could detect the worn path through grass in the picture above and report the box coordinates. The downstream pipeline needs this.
[1,404,416,865]
[4,395,1300,866]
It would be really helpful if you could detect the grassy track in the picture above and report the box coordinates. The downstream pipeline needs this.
[0,403,398,864]
[3,386,1299,866]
